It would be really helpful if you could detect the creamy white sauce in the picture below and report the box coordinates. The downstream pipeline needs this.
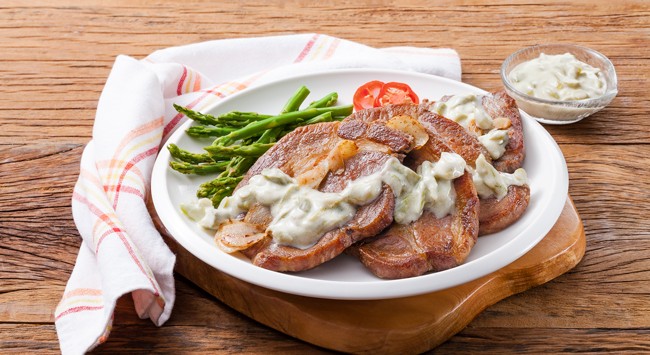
[478,129,509,160]
[508,53,606,101]
[181,197,219,228]
[183,153,467,249]
[431,94,510,159]
[470,154,528,200]
[432,94,494,130]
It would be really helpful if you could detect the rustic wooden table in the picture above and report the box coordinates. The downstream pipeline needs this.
[1,1,649,353]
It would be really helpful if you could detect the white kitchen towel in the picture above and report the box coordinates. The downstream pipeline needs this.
[54,33,461,355]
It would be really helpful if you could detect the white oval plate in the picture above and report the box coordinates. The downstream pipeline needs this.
[151,69,568,300]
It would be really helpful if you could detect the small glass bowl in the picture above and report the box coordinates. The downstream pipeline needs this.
[501,44,618,125]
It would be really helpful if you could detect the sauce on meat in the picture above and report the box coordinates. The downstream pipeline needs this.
[470,154,528,200]
[431,94,510,160]
[184,152,529,249]
[183,153,467,249]
[478,129,509,160]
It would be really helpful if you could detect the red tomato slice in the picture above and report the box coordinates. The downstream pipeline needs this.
[353,80,384,111]
[374,82,420,107]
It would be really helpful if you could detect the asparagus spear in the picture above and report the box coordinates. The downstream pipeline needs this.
[174,104,271,127]
[284,111,333,133]
[203,142,274,158]
[169,161,229,175]
[213,105,353,146]
[306,92,338,109]
[197,176,244,199]
[173,104,221,126]
[280,86,310,113]
[168,144,212,164]
[171,87,350,206]
[186,125,236,138]
[213,111,272,125]
[202,127,284,206]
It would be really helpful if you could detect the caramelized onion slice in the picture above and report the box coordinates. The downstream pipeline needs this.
[493,116,512,129]
[215,220,267,254]
[296,139,358,188]
[386,114,430,150]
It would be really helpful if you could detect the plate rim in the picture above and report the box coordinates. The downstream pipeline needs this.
[151,68,569,300]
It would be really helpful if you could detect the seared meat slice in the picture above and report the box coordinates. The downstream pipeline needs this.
[381,104,492,165]
[432,90,525,173]
[239,121,343,187]
[414,109,530,235]
[481,91,525,173]
[374,104,529,236]
[243,151,396,272]
[337,108,414,152]
[221,122,398,272]
[477,185,530,235]
[350,130,480,279]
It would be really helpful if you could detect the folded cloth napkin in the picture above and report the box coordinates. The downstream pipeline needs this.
[55,33,461,354]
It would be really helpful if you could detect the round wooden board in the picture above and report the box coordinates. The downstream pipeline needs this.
[153,197,585,354]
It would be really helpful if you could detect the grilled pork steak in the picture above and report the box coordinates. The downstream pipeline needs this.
[476,185,530,235]
[215,90,529,276]
[220,122,399,272]
[356,102,530,236]
[481,90,525,173]
[415,109,530,235]
[337,108,414,152]
[238,121,343,188]
[434,90,525,173]
[341,90,525,173]
[243,152,395,272]
[349,129,480,279]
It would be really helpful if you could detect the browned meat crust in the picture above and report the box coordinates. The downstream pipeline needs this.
[361,103,529,236]
[337,108,413,152]
[231,122,398,272]
[477,185,530,235]
[417,110,492,165]
[482,90,525,173]
[239,122,343,188]
[242,152,396,272]
[435,90,525,173]
[350,132,480,279]
[221,90,529,276]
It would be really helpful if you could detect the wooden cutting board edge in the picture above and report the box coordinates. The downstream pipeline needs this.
[152,196,586,354]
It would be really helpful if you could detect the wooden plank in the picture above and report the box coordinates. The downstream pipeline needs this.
[0,1,648,144]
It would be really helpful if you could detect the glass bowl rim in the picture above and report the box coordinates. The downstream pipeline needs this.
[500,43,618,107]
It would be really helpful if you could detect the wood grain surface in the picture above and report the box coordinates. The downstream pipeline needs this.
[1,0,649,353]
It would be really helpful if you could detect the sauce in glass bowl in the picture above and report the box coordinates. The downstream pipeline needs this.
[501,44,617,125]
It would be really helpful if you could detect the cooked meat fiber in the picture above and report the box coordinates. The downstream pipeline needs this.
[244,152,395,272]
[218,93,529,276]
[416,111,489,164]
[226,122,399,272]
[239,121,342,188]
[415,109,530,235]
[351,102,530,236]
[435,90,525,173]
[337,107,414,153]
[477,185,530,235]
[481,91,525,173]
[344,90,525,173]
[349,129,480,279]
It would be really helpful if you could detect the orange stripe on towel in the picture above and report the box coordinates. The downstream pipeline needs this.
[62,288,103,299]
